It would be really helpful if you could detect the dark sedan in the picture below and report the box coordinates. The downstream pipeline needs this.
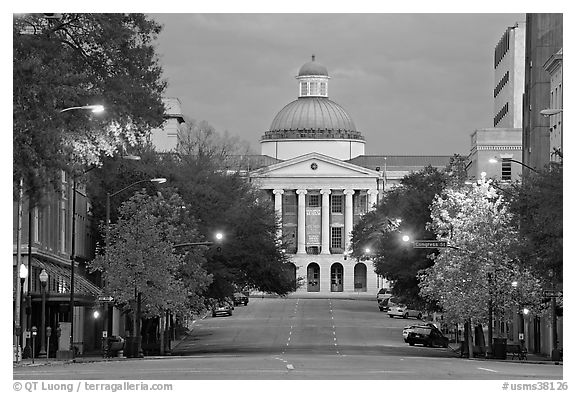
[406,326,449,348]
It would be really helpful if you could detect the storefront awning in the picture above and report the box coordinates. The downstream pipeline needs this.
[13,258,102,303]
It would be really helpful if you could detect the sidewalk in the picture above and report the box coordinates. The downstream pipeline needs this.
[15,312,210,368]
[445,344,563,366]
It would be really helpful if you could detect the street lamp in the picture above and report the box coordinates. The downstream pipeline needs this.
[60,105,105,113]
[68,156,142,359]
[19,264,28,361]
[489,157,538,173]
[172,232,225,249]
[38,269,48,357]
[540,108,563,116]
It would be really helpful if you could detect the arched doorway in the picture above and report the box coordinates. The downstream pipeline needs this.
[331,263,343,292]
[354,263,367,292]
[307,263,320,292]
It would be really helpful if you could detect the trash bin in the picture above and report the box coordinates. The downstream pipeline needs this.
[493,337,507,360]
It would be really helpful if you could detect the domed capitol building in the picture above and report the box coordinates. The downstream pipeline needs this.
[151,56,455,295]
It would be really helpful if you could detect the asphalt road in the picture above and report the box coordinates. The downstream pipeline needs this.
[13,297,563,381]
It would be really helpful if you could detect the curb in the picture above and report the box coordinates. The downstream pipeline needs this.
[14,313,211,368]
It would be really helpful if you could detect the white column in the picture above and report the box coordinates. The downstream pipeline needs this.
[273,189,284,240]
[320,189,331,254]
[344,189,354,252]
[296,189,307,254]
[367,189,378,211]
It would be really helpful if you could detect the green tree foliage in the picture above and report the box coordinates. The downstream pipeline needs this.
[351,165,454,308]
[13,13,166,203]
[88,121,295,300]
[419,179,543,325]
[155,152,296,298]
[509,163,563,284]
[89,191,211,318]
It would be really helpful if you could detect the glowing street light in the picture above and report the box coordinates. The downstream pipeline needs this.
[60,105,105,113]
[489,157,538,173]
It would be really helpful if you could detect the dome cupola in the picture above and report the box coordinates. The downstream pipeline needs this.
[296,55,330,98]
[260,56,365,161]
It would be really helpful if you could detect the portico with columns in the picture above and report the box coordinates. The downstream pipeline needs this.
[251,152,382,294]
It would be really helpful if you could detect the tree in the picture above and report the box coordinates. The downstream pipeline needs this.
[90,191,211,322]
[508,163,562,285]
[351,164,457,308]
[419,178,543,349]
[13,13,166,203]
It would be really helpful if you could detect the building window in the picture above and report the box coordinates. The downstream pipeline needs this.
[300,82,308,96]
[331,195,343,213]
[284,194,296,215]
[501,158,512,181]
[320,82,327,96]
[331,227,342,249]
[308,194,319,207]
[309,81,318,95]
[354,194,367,215]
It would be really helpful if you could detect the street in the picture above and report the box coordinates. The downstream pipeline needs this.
[13,297,562,380]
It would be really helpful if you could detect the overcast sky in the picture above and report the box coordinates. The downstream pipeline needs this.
[150,13,525,156]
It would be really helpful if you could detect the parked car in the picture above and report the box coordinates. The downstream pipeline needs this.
[402,323,442,342]
[212,302,233,317]
[387,304,423,319]
[376,288,393,301]
[378,297,390,312]
[406,326,449,348]
[233,292,249,306]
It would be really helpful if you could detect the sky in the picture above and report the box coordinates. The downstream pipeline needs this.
[150,13,525,156]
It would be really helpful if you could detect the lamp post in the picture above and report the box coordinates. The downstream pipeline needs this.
[38,269,48,357]
[489,157,538,173]
[60,105,105,113]
[19,264,28,361]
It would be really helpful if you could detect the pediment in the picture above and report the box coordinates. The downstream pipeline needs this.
[250,152,380,179]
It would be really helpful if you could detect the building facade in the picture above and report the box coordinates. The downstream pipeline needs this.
[13,173,101,359]
[522,13,563,170]
[493,22,526,129]
[543,49,563,163]
[467,128,523,182]
[250,57,454,295]
[148,97,186,153]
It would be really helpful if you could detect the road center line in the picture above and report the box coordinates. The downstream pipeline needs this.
[477,367,499,373]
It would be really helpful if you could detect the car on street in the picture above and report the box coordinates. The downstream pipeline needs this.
[402,323,442,342]
[387,304,423,319]
[233,292,249,306]
[376,288,393,301]
[212,302,233,317]
[405,325,449,348]
[378,297,390,312]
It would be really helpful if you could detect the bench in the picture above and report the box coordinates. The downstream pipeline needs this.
[506,343,527,360]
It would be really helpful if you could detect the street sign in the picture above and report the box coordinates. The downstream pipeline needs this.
[413,240,448,248]
[98,296,114,302]
[543,290,561,298]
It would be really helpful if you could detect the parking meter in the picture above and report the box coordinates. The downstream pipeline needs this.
[46,327,52,337]
[31,326,38,363]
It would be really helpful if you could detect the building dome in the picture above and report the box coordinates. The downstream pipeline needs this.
[261,57,365,160]
[298,55,328,77]
[267,97,360,139]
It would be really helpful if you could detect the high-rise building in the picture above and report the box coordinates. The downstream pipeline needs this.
[522,14,563,170]
[493,22,526,129]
